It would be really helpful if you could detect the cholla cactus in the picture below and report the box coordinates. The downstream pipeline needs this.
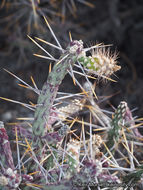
[0,17,143,190]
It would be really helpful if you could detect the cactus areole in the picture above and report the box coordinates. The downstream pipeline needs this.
[32,40,84,138]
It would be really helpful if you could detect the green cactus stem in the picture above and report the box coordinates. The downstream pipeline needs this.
[32,40,84,140]
[0,121,15,170]
[106,101,127,150]
[106,101,142,152]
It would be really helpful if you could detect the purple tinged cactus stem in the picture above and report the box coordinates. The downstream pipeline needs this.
[0,121,34,189]
[0,121,15,170]
[43,159,119,190]
[124,102,143,138]
[32,40,84,139]
[42,124,70,145]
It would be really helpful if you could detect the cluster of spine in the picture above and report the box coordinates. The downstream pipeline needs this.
[87,134,103,160]
[57,98,86,120]
[78,47,121,77]
[66,139,80,174]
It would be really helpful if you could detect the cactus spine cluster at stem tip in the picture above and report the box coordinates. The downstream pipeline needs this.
[78,47,121,77]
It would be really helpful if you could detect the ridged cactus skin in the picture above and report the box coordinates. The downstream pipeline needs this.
[0,122,15,171]
[106,101,127,149]
[32,40,84,138]
[105,101,142,152]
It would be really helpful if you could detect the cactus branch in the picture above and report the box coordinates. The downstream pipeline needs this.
[32,40,84,138]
